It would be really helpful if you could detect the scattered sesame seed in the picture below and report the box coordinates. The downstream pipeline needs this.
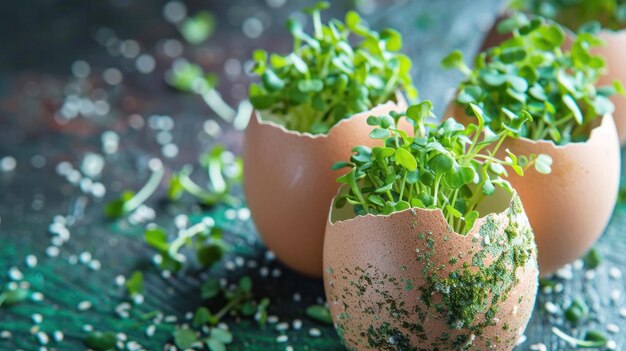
[132,294,145,305]
[555,265,573,280]
[285,346,294,351]
[607,323,620,334]
[267,316,279,324]
[25,255,38,268]
[611,289,621,303]
[31,314,43,324]
[260,267,269,278]
[271,268,282,278]
[115,275,126,286]
[36,331,49,345]
[265,251,276,261]
[8,267,24,281]
[117,332,128,341]
[544,302,559,314]
[0,331,12,339]
[78,301,93,311]
[276,322,289,332]
[146,324,156,337]
[276,335,288,343]
[53,331,64,342]
[293,293,301,302]
[309,328,322,337]
[31,292,44,302]
[530,343,547,351]
[82,324,94,332]
[619,308,626,318]
[292,319,302,330]
[79,251,92,264]
[89,260,101,270]
[607,340,617,350]
[585,270,596,280]
[165,315,178,323]
[609,267,622,280]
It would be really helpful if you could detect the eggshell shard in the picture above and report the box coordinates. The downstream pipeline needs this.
[243,94,408,278]
[498,114,620,276]
[323,190,538,351]
[593,30,626,144]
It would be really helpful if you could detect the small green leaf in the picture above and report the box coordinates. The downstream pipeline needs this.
[193,307,212,327]
[428,154,453,175]
[331,161,352,170]
[145,227,169,252]
[239,276,253,293]
[395,148,417,171]
[306,305,333,324]
[583,247,602,269]
[180,11,215,45]
[535,154,552,174]
[297,79,324,93]
[197,244,225,267]
[85,331,117,351]
[126,271,144,297]
[202,278,222,300]
[562,95,583,125]
[0,288,29,308]
[369,128,391,139]
[445,205,462,218]
[174,328,198,349]
[210,328,233,344]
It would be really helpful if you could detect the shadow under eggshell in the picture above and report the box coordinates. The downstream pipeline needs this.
[243,94,409,278]
[323,190,538,351]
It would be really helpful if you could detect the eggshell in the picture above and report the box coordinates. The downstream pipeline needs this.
[243,94,409,278]
[593,30,626,144]
[497,114,620,275]
[323,190,538,351]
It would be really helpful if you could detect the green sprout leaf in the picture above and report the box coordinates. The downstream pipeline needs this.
[180,11,215,45]
[174,328,198,349]
[306,304,333,324]
[126,271,144,297]
[0,288,30,308]
[395,148,417,171]
[85,331,117,351]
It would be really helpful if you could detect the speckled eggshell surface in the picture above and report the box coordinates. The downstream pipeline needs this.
[323,191,538,351]
[593,30,626,144]
[498,115,620,275]
[243,95,408,278]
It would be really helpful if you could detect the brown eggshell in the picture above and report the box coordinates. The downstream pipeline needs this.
[498,115,620,275]
[593,30,626,144]
[243,94,410,278]
[323,190,538,350]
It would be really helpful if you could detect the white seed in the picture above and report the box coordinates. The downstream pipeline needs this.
[530,344,547,351]
[516,335,527,345]
[607,324,620,334]
[36,331,49,345]
[78,301,92,311]
[276,322,289,332]
[609,267,622,280]
[544,302,559,314]
[31,292,44,302]
[8,267,24,281]
[25,255,38,268]
[276,335,288,343]
[82,324,93,332]
[53,331,64,342]
[607,340,617,350]
[267,316,279,324]
[292,319,302,330]
[32,314,43,324]
[309,328,322,337]
[115,275,126,286]
[0,331,12,339]
[619,308,626,318]
[146,324,156,337]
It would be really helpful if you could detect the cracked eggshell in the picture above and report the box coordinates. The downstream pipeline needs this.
[243,94,409,278]
[497,115,620,276]
[323,189,538,351]
[592,30,626,144]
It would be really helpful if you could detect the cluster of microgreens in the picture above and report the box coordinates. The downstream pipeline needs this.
[511,0,626,31]
[333,101,551,234]
[442,13,626,145]
[249,2,418,134]
[105,145,242,219]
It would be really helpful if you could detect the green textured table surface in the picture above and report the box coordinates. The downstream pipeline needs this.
[1,0,625,350]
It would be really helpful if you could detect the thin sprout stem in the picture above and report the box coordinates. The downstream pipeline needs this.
[123,160,165,214]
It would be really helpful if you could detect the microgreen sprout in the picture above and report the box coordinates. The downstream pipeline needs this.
[565,297,590,324]
[169,145,242,207]
[126,271,144,297]
[105,158,164,218]
[511,0,626,31]
[443,13,626,145]
[249,1,418,134]
[84,331,117,351]
[145,217,226,272]
[583,247,603,269]
[334,101,550,234]
[305,304,333,324]
[552,327,609,348]
[165,59,236,122]
[178,10,215,45]
[0,287,29,308]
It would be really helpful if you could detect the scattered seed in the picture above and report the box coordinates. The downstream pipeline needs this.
[308,328,322,337]
[8,267,24,281]
[31,313,43,324]
[25,255,38,268]
[544,302,559,314]
[607,324,620,334]
[36,331,49,345]
[78,300,93,311]
[276,335,288,343]
[609,267,622,280]
[53,331,64,342]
